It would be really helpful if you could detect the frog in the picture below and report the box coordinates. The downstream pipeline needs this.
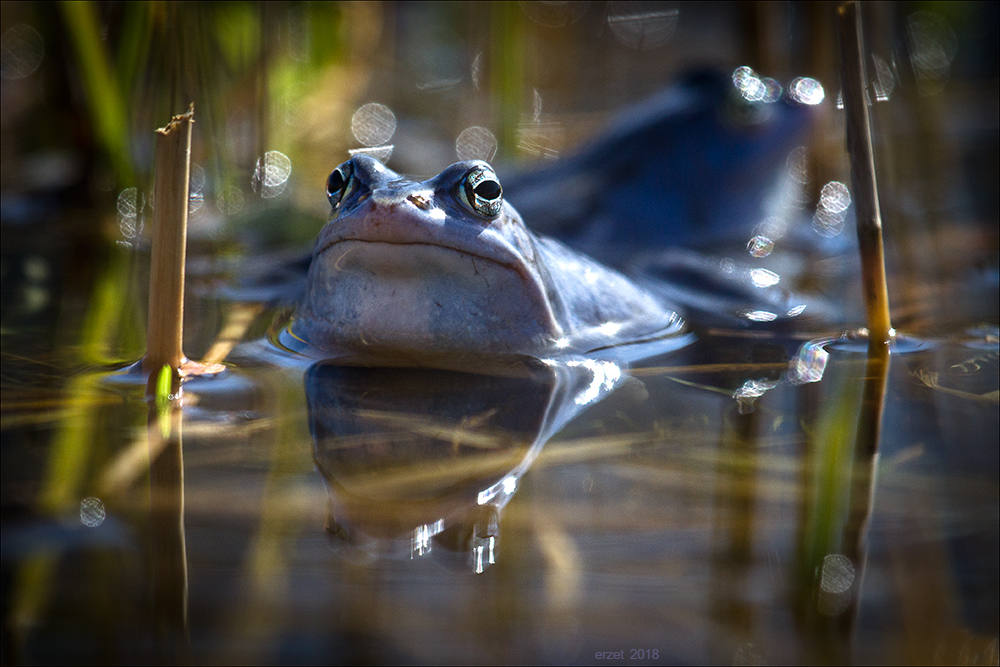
[503,69,816,261]
[502,68,842,329]
[291,155,686,369]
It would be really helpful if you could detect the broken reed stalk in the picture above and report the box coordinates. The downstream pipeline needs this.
[838,2,892,345]
[144,105,194,380]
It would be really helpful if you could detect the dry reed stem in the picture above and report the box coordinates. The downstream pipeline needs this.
[838,2,893,344]
[144,106,194,378]
[143,105,224,378]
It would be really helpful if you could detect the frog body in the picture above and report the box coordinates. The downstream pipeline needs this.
[502,69,844,329]
[293,156,684,367]
[504,69,815,263]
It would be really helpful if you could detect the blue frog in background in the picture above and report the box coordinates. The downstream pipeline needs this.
[505,69,823,259]
[504,68,856,329]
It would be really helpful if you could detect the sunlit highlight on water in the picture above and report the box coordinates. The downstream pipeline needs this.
[750,267,779,288]
[786,304,806,317]
[477,475,518,507]
[733,378,778,414]
[548,358,623,406]
[410,519,444,558]
[743,310,777,323]
[819,181,851,213]
[732,66,782,105]
[789,338,832,384]
[349,103,396,161]
[596,321,624,337]
[473,535,495,574]
[502,476,517,495]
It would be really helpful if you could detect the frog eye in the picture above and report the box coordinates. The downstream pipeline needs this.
[461,165,503,218]
[326,160,355,209]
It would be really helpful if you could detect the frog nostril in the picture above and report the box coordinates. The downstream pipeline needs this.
[407,193,432,210]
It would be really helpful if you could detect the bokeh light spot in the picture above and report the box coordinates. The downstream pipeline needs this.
[820,554,855,594]
[188,163,206,213]
[789,77,825,105]
[218,185,245,215]
[254,150,292,198]
[351,103,397,147]
[607,1,678,50]
[747,235,774,258]
[819,181,851,213]
[456,126,498,162]
[732,66,766,102]
[871,54,895,101]
[80,497,106,528]
[786,146,809,185]
[0,24,44,80]
[812,207,845,238]
[117,188,145,246]
[906,11,957,96]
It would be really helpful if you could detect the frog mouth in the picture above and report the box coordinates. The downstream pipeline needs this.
[300,240,562,356]
[315,234,532,280]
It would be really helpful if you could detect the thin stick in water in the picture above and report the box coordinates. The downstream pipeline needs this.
[144,106,194,379]
[838,2,892,344]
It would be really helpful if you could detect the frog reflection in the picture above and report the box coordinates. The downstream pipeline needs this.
[306,357,621,570]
